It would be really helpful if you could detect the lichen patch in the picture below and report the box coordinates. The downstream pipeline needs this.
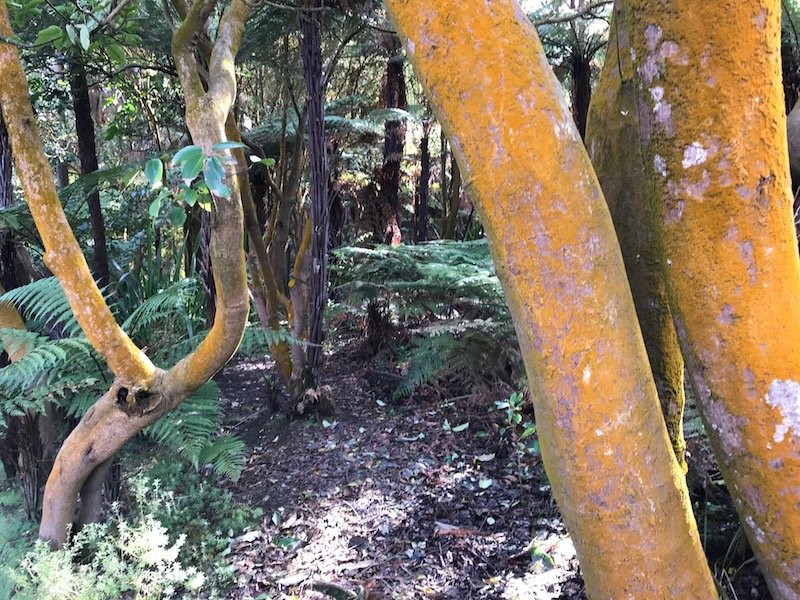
[765,379,800,443]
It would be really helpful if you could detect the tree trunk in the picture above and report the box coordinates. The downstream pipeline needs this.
[1,0,250,547]
[571,50,592,139]
[441,152,461,240]
[69,59,110,289]
[585,11,687,471]
[623,1,800,596]
[300,0,329,384]
[415,122,430,242]
[379,37,407,244]
[385,2,717,597]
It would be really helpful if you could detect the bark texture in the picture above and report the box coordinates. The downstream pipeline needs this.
[624,1,800,596]
[300,0,329,384]
[585,11,687,471]
[385,2,717,597]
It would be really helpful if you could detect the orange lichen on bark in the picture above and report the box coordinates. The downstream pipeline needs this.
[0,284,28,361]
[385,1,717,597]
[624,1,800,596]
[586,10,687,471]
[166,0,250,394]
[0,2,154,385]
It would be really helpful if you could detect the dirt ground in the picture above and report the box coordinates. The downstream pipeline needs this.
[213,334,769,600]
[214,336,585,600]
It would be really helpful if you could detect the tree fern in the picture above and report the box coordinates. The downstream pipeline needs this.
[333,241,521,398]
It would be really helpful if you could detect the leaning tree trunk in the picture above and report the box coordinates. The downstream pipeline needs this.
[300,0,329,385]
[68,59,110,288]
[623,1,800,596]
[571,49,592,139]
[585,11,687,471]
[385,2,717,597]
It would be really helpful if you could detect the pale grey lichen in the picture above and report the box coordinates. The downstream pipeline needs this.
[765,379,800,443]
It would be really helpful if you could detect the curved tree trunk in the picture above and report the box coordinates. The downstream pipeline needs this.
[623,1,800,596]
[385,2,717,597]
[585,11,687,471]
[1,0,250,547]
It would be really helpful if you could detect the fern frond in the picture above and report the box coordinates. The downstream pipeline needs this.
[122,277,204,338]
[197,435,245,481]
[145,382,220,466]
[0,278,82,336]
[0,329,104,416]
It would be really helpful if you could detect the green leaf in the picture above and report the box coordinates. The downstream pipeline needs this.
[167,206,186,227]
[106,43,126,65]
[211,141,246,152]
[34,25,62,45]
[478,479,493,490]
[78,24,90,50]
[452,421,469,432]
[203,156,230,198]
[171,145,203,166]
[65,24,77,45]
[251,156,276,167]
[148,197,162,219]
[180,187,198,207]
[197,194,213,212]
[181,151,204,183]
[144,159,163,188]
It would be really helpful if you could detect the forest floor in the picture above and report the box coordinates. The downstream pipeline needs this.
[213,331,585,600]
[212,328,770,600]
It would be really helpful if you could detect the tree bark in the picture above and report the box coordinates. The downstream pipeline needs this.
[624,1,800,596]
[585,10,687,471]
[68,59,110,289]
[300,0,329,384]
[415,122,430,242]
[385,2,717,597]
[378,37,406,244]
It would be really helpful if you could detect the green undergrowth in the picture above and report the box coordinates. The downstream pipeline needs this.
[6,456,261,599]
[332,240,522,398]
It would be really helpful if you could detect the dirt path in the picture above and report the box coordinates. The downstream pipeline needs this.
[214,339,586,600]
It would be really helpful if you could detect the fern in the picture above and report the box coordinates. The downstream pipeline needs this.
[333,241,521,398]
[196,435,245,481]
[142,382,245,480]
[121,277,205,342]
[0,329,105,416]
[0,278,83,337]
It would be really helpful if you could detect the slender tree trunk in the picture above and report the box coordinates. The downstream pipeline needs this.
[379,37,406,244]
[415,122,430,242]
[385,2,718,597]
[624,1,800,596]
[442,153,461,240]
[300,0,329,384]
[69,59,109,288]
[571,50,592,139]
[585,12,687,470]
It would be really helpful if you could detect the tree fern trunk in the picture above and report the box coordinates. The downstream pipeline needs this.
[300,0,329,385]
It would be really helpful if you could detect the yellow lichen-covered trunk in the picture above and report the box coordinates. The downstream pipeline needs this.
[385,2,717,597]
[585,11,687,470]
[624,1,800,596]
[1,0,250,547]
